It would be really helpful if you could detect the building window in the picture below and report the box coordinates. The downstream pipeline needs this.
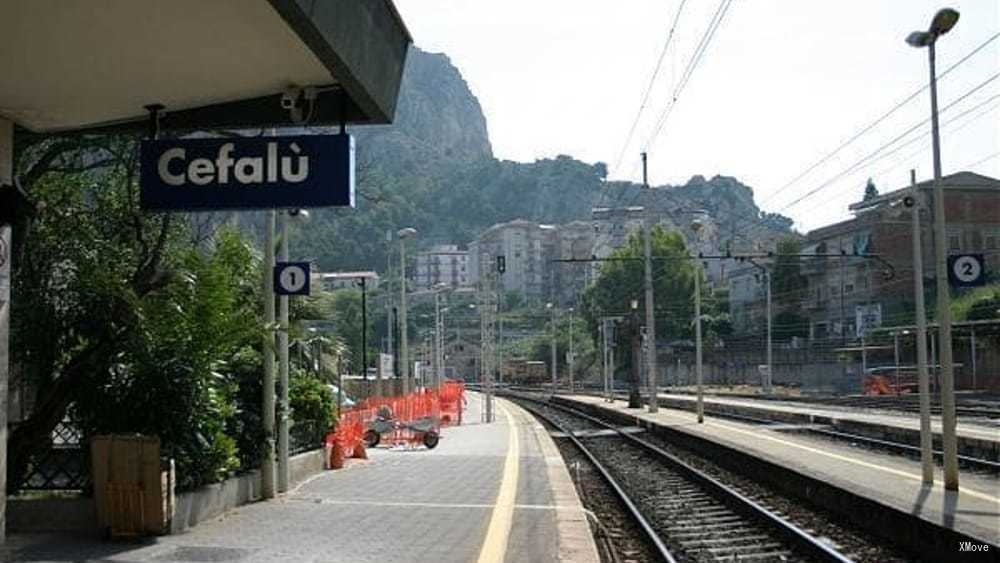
[844,283,854,294]
[987,235,998,250]
[948,234,961,251]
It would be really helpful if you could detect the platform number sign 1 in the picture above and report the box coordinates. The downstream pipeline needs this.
[947,254,985,287]
[274,262,311,295]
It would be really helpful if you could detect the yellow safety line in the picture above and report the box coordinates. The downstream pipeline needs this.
[477,399,520,563]
[689,415,1000,505]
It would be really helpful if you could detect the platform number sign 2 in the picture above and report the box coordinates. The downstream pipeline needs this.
[275,262,311,295]
[947,254,985,287]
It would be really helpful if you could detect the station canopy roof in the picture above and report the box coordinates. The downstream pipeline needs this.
[0,0,412,135]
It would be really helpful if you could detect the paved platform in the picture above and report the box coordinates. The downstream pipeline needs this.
[562,394,1000,550]
[6,394,599,563]
[646,391,1000,459]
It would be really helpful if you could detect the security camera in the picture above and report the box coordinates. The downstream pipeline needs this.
[281,88,303,110]
[902,195,916,208]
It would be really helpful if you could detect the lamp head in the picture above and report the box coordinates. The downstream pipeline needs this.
[905,31,932,48]
[398,227,418,239]
[930,8,960,36]
[907,8,959,48]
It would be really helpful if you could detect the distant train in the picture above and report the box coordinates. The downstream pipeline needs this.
[502,359,548,385]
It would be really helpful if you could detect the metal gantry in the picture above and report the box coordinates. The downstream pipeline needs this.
[478,262,497,422]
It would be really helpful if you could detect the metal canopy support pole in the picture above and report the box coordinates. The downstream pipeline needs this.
[0,118,14,542]
[261,211,277,499]
[927,42,959,490]
[641,152,659,414]
[911,169,934,484]
[277,213,290,493]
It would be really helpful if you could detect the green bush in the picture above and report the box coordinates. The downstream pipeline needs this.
[290,369,336,450]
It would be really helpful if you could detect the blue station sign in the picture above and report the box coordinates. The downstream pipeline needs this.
[140,134,354,211]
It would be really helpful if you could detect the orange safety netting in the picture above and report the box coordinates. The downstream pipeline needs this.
[438,380,466,426]
[325,381,466,468]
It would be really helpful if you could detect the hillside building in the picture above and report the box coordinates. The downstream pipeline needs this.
[801,171,1000,341]
[414,244,471,289]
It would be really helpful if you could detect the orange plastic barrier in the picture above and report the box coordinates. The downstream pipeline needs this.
[438,380,465,426]
[326,387,456,468]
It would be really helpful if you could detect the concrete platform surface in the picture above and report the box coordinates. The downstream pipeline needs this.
[5,393,598,563]
[653,391,1000,444]
[563,394,1000,548]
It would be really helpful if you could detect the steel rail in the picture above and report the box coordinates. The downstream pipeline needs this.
[514,399,677,563]
[512,393,855,563]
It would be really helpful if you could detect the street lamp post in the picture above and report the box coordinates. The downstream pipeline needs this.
[398,228,418,394]
[906,7,961,490]
[691,219,705,423]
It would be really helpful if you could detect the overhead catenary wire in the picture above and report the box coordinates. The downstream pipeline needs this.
[776,70,1000,212]
[762,30,1000,207]
[611,0,691,178]
[643,0,734,154]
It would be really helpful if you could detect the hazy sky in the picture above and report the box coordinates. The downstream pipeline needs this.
[394,1,999,232]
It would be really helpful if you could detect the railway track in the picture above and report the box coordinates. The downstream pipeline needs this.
[510,394,863,563]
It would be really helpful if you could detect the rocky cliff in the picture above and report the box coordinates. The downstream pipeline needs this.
[292,47,792,270]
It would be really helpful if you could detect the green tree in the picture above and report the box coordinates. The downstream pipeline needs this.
[771,235,807,310]
[8,137,283,492]
[580,227,709,377]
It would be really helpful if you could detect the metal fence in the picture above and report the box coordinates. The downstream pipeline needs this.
[18,419,89,492]
[289,420,328,455]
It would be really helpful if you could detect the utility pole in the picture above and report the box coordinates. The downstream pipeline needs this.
[601,319,609,400]
[910,169,934,484]
[568,308,575,394]
[383,231,393,398]
[359,276,368,396]
[694,259,704,423]
[548,303,558,392]
[261,211,277,499]
[641,152,659,413]
[277,213,290,493]
[628,303,641,408]
[765,270,773,394]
